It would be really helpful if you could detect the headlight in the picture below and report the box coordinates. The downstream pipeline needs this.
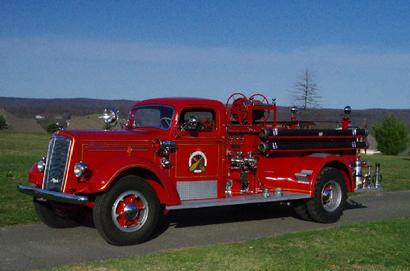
[74,161,88,178]
[37,157,46,173]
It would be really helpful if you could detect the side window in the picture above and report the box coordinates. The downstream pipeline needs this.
[180,109,216,132]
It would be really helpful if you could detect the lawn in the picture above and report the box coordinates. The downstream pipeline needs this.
[0,131,49,226]
[0,131,409,226]
[363,154,410,191]
[46,218,410,271]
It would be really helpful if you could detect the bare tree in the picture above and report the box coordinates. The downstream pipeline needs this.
[291,69,321,110]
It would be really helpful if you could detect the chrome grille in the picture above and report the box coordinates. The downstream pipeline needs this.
[43,136,71,192]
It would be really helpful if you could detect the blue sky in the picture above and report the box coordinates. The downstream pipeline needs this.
[1,0,409,108]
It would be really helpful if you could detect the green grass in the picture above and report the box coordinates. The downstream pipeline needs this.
[0,131,49,226]
[0,131,409,226]
[363,154,410,191]
[45,218,410,271]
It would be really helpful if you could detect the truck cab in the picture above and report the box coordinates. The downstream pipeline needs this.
[18,93,378,245]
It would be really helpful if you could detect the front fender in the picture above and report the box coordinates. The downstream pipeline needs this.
[85,156,180,205]
[28,163,43,187]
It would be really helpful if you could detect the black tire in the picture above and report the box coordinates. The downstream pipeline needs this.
[292,200,311,221]
[93,175,161,246]
[307,167,347,223]
[33,198,79,228]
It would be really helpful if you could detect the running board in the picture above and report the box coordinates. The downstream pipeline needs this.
[166,192,311,210]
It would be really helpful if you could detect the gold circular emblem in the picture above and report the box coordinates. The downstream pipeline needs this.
[188,151,207,174]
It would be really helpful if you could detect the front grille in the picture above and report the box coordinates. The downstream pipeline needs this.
[43,136,72,191]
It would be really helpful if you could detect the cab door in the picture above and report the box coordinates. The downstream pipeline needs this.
[172,106,225,201]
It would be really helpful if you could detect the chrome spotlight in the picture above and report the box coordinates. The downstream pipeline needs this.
[99,108,119,130]
[344,106,352,115]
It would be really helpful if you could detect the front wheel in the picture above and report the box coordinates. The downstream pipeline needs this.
[307,167,347,223]
[93,175,161,246]
[33,198,79,228]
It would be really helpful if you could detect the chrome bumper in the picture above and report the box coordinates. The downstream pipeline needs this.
[17,185,88,205]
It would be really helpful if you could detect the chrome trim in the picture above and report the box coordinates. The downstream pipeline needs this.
[37,157,46,173]
[42,136,72,192]
[274,188,283,197]
[17,185,88,205]
[295,169,313,183]
[353,158,363,189]
[321,180,342,212]
[176,180,217,201]
[244,152,257,169]
[160,157,171,168]
[159,140,177,153]
[167,192,310,210]
[344,105,351,115]
[99,108,119,130]
[111,190,149,232]
[74,161,88,178]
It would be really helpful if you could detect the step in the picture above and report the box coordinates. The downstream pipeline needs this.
[167,192,311,210]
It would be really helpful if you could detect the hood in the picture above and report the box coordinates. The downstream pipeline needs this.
[56,128,170,142]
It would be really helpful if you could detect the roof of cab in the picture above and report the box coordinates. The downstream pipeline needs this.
[133,97,225,109]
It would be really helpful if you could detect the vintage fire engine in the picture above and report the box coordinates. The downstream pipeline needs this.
[18,93,381,245]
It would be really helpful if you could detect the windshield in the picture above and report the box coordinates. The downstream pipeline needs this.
[131,105,174,130]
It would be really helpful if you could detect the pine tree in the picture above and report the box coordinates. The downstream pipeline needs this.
[372,116,409,155]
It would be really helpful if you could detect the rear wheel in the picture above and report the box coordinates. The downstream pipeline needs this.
[307,167,347,223]
[93,175,160,246]
[292,200,311,221]
[33,198,79,228]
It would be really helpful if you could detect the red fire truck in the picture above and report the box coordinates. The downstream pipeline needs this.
[18,93,380,245]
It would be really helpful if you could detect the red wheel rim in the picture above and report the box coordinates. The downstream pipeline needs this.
[112,191,149,232]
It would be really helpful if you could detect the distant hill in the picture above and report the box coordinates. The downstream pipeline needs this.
[1,97,409,132]
[0,108,45,133]
[0,97,135,119]
[68,113,104,130]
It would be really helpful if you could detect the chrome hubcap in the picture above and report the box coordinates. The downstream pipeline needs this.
[112,191,149,232]
[321,180,342,212]
[123,204,139,220]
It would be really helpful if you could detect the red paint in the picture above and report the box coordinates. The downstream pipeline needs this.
[28,163,43,187]
[28,94,365,208]
[342,117,351,129]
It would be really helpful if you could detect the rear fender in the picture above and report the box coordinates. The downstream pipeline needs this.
[86,156,180,205]
[290,154,354,197]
